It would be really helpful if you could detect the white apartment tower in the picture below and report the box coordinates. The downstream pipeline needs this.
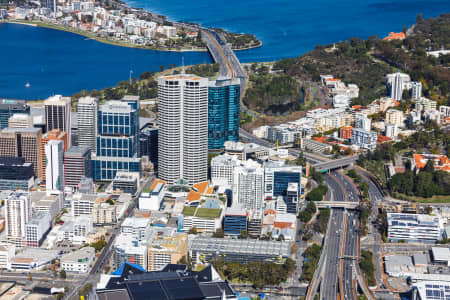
[232,160,264,213]
[77,96,98,152]
[157,74,208,185]
[386,72,411,101]
[5,191,31,246]
[44,95,72,147]
[45,139,64,191]
[411,81,422,100]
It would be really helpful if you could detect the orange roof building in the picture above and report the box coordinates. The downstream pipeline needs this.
[383,32,406,41]
[186,181,212,203]
[377,135,392,144]
[414,154,450,172]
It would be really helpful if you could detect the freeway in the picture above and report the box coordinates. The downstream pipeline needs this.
[316,173,346,300]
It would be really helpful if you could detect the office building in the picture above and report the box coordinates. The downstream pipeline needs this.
[0,157,34,191]
[223,203,248,236]
[4,191,31,246]
[121,217,150,241]
[190,237,291,264]
[232,160,264,213]
[139,126,158,168]
[386,72,411,100]
[264,161,301,198]
[180,203,223,234]
[351,128,377,150]
[64,146,91,188]
[0,242,15,270]
[413,281,450,300]
[45,140,64,191]
[113,234,148,270]
[0,99,29,130]
[147,231,188,271]
[25,211,51,247]
[92,99,141,181]
[158,74,208,185]
[285,182,300,214]
[40,129,68,182]
[72,193,96,217]
[60,247,95,273]
[411,81,422,100]
[112,172,139,195]
[0,128,43,179]
[77,96,98,152]
[0,129,18,157]
[93,200,117,225]
[387,213,442,243]
[138,179,166,211]
[210,153,239,186]
[300,137,333,153]
[8,114,33,129]
[44,95,71,146]
[31,191,62,220]
[208,78,240,150]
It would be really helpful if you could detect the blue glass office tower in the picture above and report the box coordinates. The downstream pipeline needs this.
[92,97,141,181]
[224,204,248,236]
[208,78,240,150]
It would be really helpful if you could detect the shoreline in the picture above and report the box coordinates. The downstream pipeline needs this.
[2,16,263,53]
[2,20,210,52]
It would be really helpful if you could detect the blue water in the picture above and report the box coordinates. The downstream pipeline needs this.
[0,0,448,99]
[0,23,212,99]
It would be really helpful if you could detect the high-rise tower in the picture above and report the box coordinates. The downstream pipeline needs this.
[158,74,208,185]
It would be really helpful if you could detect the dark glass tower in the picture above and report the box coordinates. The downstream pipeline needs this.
[208,78,240,150]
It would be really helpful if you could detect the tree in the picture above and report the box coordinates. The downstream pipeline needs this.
[189,227,198,235]
[60,270,66,279]
[213,228,224,238]
[416,13,424,24]
[27,273,32,281]
[424,206,433,214]
[240,230,249,239]
[310,168,323,184]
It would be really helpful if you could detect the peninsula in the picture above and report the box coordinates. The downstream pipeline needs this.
[0,0,262,52]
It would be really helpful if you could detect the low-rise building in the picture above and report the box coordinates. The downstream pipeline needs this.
[93,199,117,225]
[138,179,166,211]
[72,193,96,217]
[431,247,450,266]
[147,231,188,271]
[387,213,442,243]
[190,237,291,264]
[351,128,377,150]
[0,242,15,269]
[25,211,51,247]
[60,247,95,273]
[112,172,139,196]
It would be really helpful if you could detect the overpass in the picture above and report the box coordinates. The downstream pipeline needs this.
[315,201,359,210]
[312,156,359,172]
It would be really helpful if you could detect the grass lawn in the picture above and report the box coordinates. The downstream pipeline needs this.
[394,193,450,204]
[195,208,221,219]
[182,206,197,216]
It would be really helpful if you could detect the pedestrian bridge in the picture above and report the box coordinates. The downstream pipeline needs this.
[314,201,359,210]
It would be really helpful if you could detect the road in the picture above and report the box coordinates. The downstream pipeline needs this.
[64,175,155,299]
[315,173,346,300]
[238,127,329,164]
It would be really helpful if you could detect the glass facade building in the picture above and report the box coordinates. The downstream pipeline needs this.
[139,126,158,168]
[273,171,301,197]
[0,99,29,130]
[92,98,141,181]
[224,214,247,236]
[208,78,240,150]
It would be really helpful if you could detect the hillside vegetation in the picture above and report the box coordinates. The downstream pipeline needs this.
[268,13,450,108]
